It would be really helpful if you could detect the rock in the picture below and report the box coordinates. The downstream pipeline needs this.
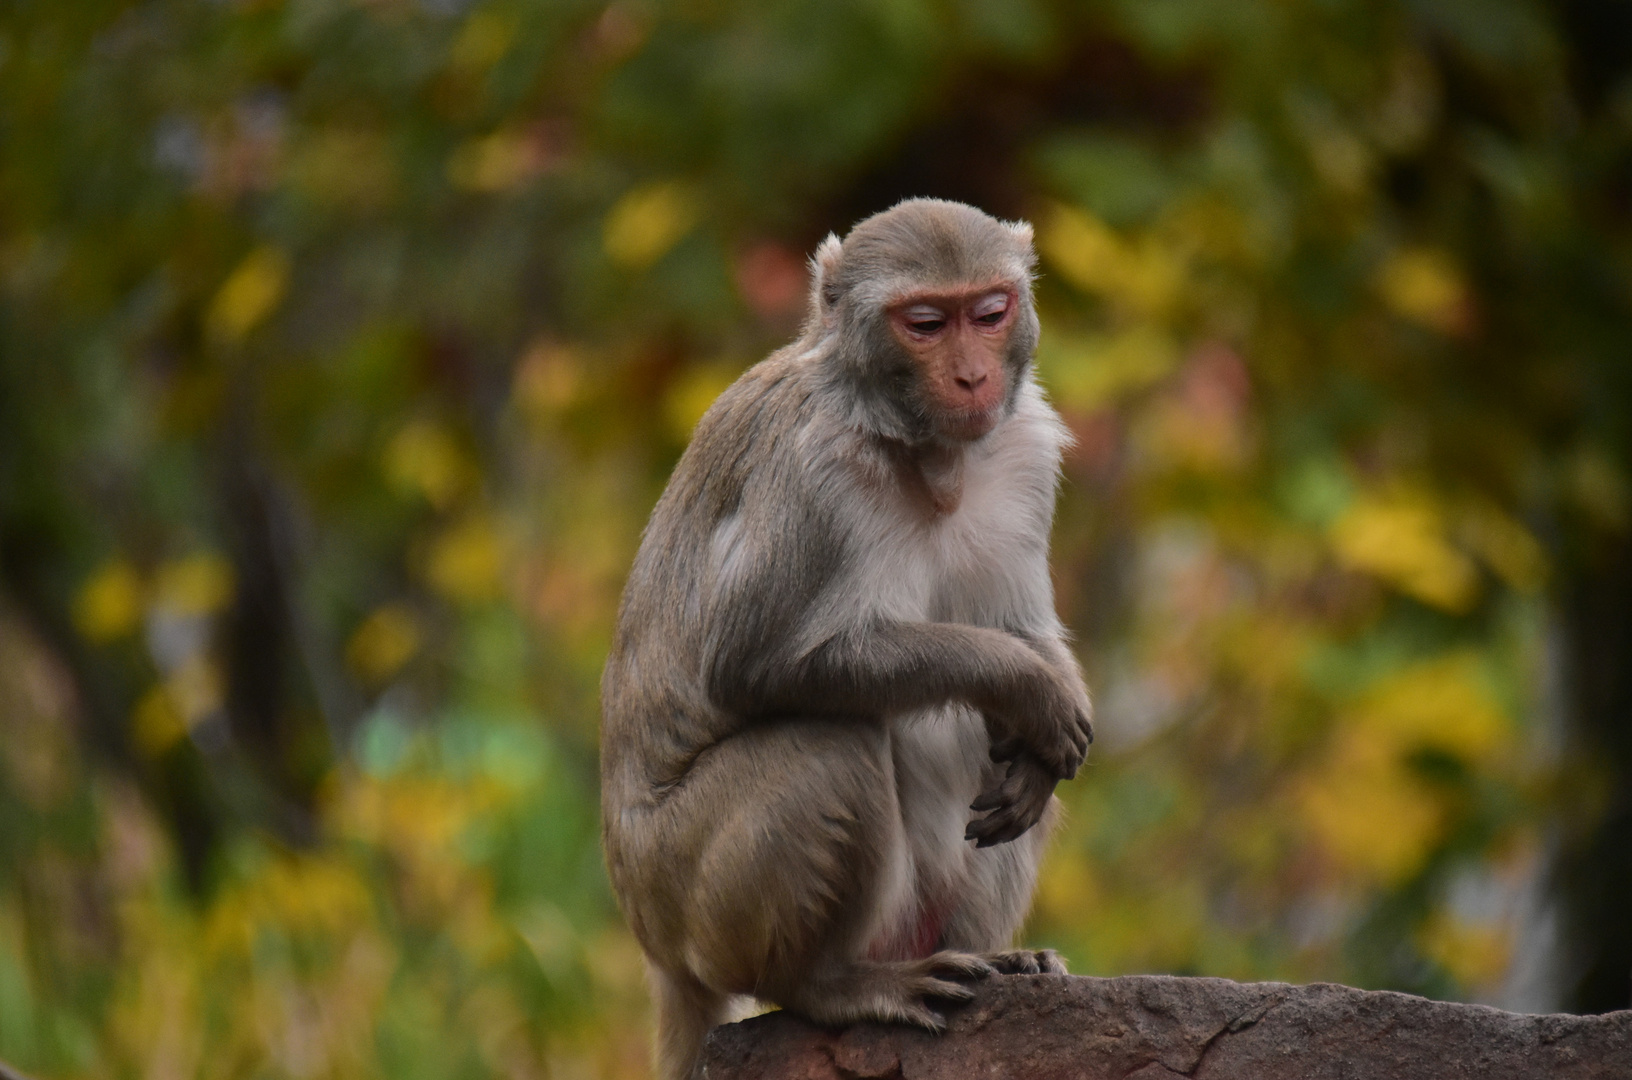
[701,974,1632,1079]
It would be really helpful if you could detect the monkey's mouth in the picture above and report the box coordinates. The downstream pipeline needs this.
[939,403,1001,441]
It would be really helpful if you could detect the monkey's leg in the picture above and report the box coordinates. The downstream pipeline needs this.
[779,949,997,1031]
[652,721,994,1036]
[649,965,727,1080]
[941,792,1068,975]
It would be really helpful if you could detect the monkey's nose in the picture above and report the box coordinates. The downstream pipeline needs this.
[954,370,989,393]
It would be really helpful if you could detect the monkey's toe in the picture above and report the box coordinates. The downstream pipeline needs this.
[910,975,978,1003]
[982,949,1041,974]
[920,950,996,981]
[982,948,1068,975]
[892,1002,950,1032]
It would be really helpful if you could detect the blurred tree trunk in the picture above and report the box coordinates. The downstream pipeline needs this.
[1555,0,1632,1016]
[1558,532,1632,1013]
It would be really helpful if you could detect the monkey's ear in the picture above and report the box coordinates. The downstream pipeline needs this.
[1007,219,1038,275]
[809,233,844,323]
[1007,219,1035,249]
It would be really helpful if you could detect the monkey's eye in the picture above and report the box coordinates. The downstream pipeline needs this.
[971,294,1010,326]
[903,306,948,334]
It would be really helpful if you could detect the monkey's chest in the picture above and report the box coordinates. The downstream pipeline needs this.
[856,503,1045,627]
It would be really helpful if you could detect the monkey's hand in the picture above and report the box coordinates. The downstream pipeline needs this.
[986,663,1092,782]
[965,750,1057,848]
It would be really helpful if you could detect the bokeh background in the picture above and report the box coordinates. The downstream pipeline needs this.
[3,0,1631,1077]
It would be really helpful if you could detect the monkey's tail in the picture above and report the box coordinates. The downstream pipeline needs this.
[649,964,728,1080]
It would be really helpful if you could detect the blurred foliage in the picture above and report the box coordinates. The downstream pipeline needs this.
[3,0,1632,1077]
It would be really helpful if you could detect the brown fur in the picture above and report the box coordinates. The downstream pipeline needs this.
[601,199,1091,1080]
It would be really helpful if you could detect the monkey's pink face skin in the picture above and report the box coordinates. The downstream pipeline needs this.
[887,284,1018,441]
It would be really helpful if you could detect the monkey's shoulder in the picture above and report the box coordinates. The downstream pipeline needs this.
[666,348,831,510]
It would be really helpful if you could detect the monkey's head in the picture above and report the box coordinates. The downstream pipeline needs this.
[808,198,1040,445]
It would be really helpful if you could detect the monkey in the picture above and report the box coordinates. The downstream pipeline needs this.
[599,198,1093,1080]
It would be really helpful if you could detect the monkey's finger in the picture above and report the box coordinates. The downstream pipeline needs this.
[980,822,1026,846]
[969,788,1009,813]
[972,818,1027,847]
[970,762,1030,812]
[966,805,1027,846]
[968,775,1041,837]
[969,776,1025,817]
[970,771,1054,845]
[977,803,1047,847]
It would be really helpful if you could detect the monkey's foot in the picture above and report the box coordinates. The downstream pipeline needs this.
[795,951,995,1032]
[981,948,1067,975]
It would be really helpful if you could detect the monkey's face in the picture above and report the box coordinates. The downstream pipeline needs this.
[885,283,1019,442]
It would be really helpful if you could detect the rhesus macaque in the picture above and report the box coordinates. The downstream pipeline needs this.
[600,198,1092,1080]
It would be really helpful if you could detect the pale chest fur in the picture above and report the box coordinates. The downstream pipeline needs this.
[835,390,1063,633]
[838,387,1067,957]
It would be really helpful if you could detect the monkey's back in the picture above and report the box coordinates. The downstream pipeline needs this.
[600,344,826,796]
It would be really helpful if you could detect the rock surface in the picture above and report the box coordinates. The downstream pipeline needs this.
[702,974,1632,1079]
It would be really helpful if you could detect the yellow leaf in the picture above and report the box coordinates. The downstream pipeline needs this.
[1377,248,1469,334]
[1295,727,1443,886]
[663,361,742,441]
[1034,850,1100,926]
[1038,204,1183,315]
[1419,911,1510,990]
[512,340,583,423]
[1462,503,1546,592]
[448,9,517,71]
[346,603,422,686]
[427,515,505,604]
[1330,492,1479,612]
[385,419,473,509]
[74,558,144,643]
[167,656,223,724]
[1036,323,1180,411]
[447,131,540,192]
[603,182,698,269]
[285,128,397,209]
[206,246,289,344]
[132,685,188,756]
[152,552,235,617]
[1568,447,1631,532]
[1355,652,1510,765]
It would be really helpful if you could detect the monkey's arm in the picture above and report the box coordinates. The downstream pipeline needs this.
[706,616,1091,781]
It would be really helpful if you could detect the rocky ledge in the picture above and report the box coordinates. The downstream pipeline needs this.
[702,974,1632,1079]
